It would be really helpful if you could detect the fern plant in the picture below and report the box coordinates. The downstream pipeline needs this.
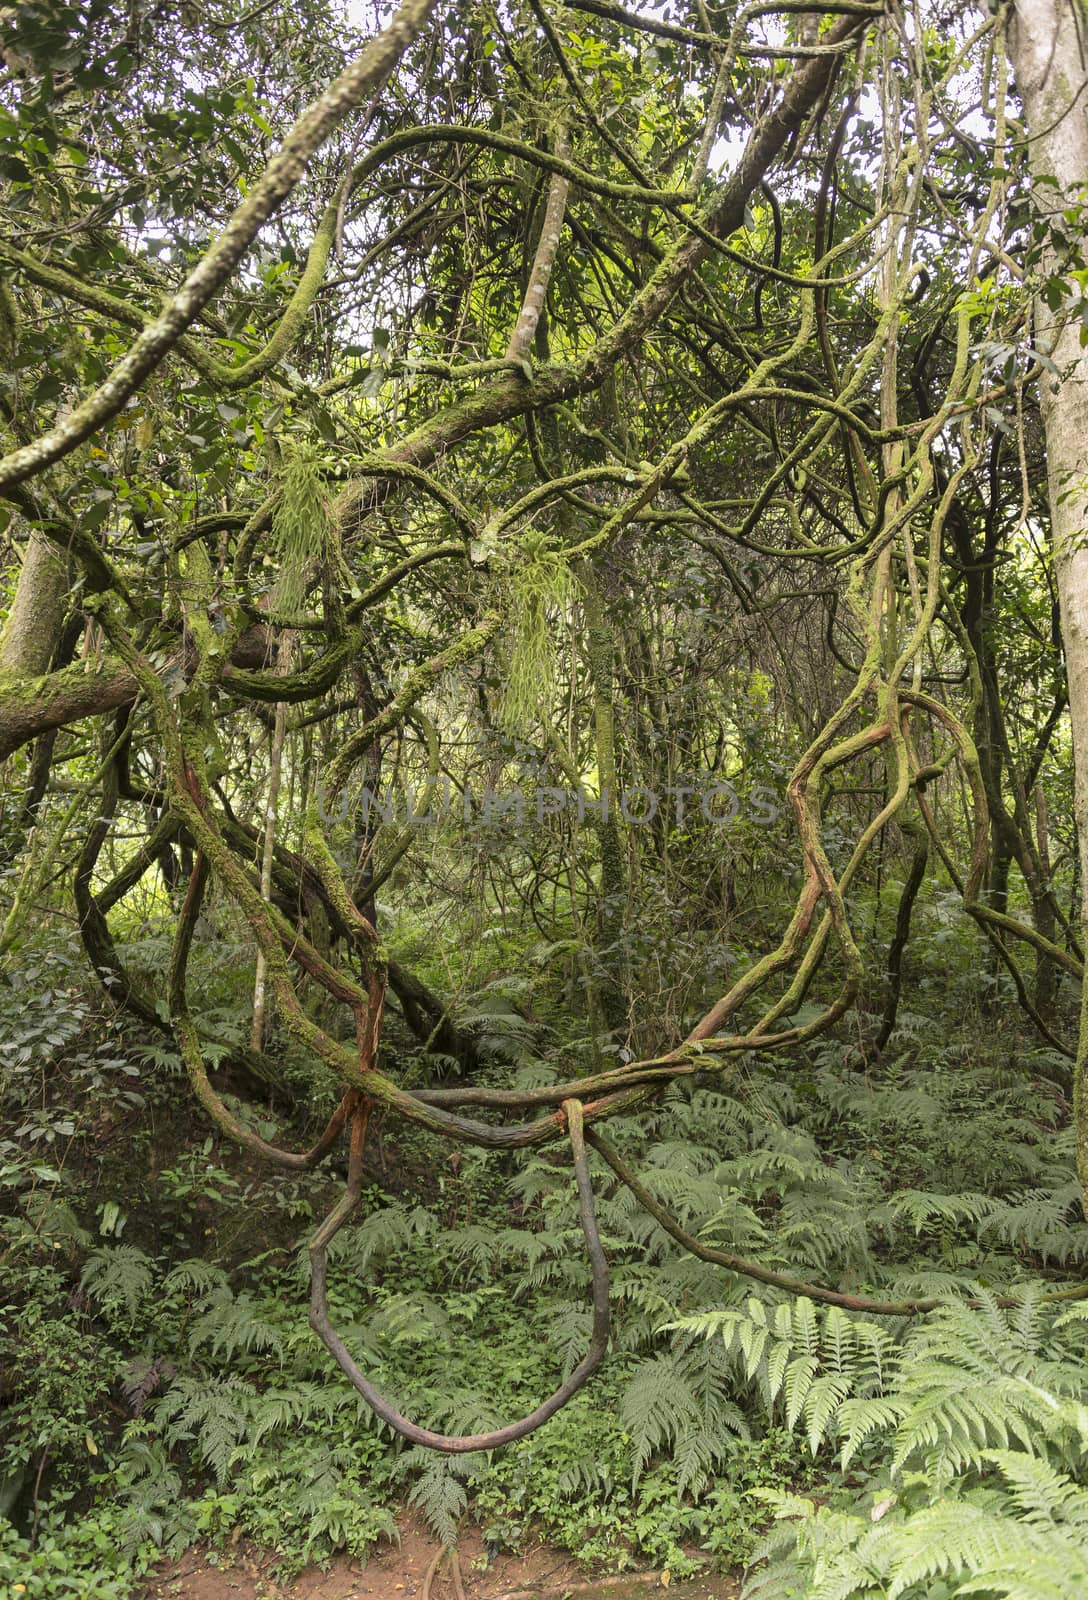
[748,1435,1088,1600]
[741,1301,1088,1599]
[620,1344,748,1495]
[669,1296,895,1457]
[671,1290,1088,1476]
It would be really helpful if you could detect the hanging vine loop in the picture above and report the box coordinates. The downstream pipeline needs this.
[307,1096,611,1452]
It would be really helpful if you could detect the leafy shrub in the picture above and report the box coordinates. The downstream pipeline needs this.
[0,1506,141,1599]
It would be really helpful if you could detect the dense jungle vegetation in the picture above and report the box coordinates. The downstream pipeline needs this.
[4,0,1088,1595]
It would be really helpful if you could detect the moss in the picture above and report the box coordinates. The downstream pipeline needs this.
[0,273,18,361]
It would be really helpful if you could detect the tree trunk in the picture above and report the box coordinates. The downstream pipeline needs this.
[251,696,289,1051]
[580,563,627,1032]
[876,819,928,1051]
[1011,0,1088,1198]
[0,531,69,677]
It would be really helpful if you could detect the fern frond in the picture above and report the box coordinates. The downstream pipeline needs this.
[188,1292,286,1361]
[161,1258,231,1307]
[407,1456,470,1548]
[81,1244,156,1320]
[882,1188,997,1235]
[157,1373,255,1483]
[983,1448,1088,1527]
[621,1346,746,1493]
[622,1354,701,1487]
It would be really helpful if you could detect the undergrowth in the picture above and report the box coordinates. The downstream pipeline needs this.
[1,927,1087,1592]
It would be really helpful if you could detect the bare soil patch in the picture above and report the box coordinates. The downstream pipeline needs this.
[139,1518,742,1600]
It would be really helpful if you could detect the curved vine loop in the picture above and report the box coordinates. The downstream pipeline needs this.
[308,1097,611,1452]
[170,851,362,1171]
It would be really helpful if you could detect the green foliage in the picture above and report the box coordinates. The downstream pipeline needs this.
[0,1257,122,1497]
[749,1421,1088,1600]
[742,1300,1088,1598]
[269,451,336,616]
[0,1508,141,1599]
[620,1346,748,1494]
[497,543,579,735]
[470,1374,791,1576]
[2,910,1087,1586]
[670,1296,896,1458]
[674,1290,1088,1476]
[2,0,1088,1590]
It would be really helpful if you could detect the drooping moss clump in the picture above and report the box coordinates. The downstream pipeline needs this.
[270,452,336,616]
[497,537,578,735]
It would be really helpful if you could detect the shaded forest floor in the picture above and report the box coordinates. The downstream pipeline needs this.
[7,926,1087,1598]
[140,1518,741,1600]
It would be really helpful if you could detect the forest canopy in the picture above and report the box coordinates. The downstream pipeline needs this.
[4,0,1088,1594]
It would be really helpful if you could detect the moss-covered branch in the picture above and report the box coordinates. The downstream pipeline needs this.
[0,0,438,491]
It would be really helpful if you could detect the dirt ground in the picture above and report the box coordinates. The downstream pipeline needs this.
[139,1518,742,1600]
